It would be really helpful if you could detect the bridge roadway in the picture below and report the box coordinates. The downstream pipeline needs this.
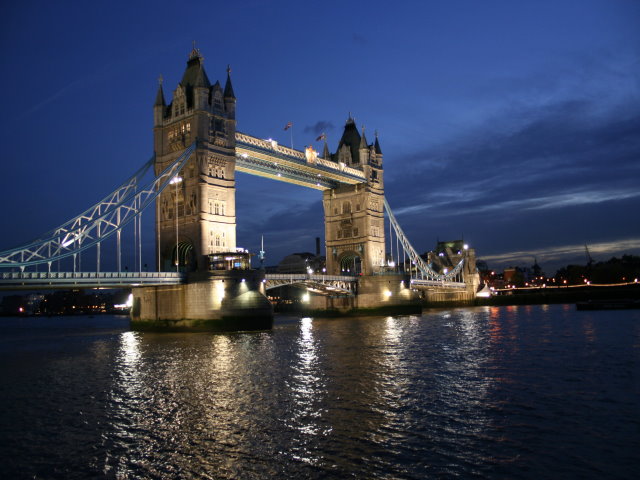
[410,278,467,289]
[235,132,366,190]
[0,271,185,290]
[0,271,359,293]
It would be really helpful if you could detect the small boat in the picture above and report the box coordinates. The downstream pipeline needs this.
[576,299,640,310]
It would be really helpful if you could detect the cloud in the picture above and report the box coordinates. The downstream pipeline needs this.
[393,188,640,219]
[303,120,335,135]
[381,91,640,274]
[478,237,640,271]
[388,98,640,217]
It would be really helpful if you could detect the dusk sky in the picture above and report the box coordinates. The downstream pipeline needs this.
[1,0,639,274]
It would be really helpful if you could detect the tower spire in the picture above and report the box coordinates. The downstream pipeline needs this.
[374,130,382,154]
[224,64,236,99]
[155,74,166,106]
[359,124,368,148]
[189,41,202,60]
[322,139,331,160]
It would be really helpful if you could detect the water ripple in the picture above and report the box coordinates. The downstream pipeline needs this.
[0,306,639,478]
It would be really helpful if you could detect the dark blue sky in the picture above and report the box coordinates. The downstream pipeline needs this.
[1,0,639,274]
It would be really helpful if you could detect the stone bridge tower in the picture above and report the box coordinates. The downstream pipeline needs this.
[153,48,237,271]
[322,117,386,275]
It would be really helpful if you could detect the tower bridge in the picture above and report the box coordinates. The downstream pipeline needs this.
[0,48,479,330]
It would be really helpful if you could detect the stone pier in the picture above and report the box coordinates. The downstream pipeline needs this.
[130,270,273,331]
[306,274,422,315]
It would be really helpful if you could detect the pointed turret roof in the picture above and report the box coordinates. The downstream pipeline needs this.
[179,48,211,107]
[181,48,211,87]
[224,65,236,99]
[374,131,382,154]
[322,141,330,160]
[359,125,368,149]
[337,115,362,163]
[155,77,166,107]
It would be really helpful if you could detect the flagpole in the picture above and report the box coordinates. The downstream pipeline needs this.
[290,126,294,150]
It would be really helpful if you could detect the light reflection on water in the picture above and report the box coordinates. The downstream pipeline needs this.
[0,305,639,479]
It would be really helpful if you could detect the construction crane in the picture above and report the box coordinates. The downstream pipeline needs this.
[584,244,594,267]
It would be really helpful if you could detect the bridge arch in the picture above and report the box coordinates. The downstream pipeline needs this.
[163,240,197,272]
[339,251,362,275]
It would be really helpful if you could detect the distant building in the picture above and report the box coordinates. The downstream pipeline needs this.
[277,253,326,274]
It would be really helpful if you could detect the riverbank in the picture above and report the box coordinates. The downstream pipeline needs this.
[430,282,640,309]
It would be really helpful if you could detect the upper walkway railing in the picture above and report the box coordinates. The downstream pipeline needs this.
[235,132,366,190]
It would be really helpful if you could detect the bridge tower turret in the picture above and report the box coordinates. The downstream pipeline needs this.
[153,48,237,272]
[322,117,386,276]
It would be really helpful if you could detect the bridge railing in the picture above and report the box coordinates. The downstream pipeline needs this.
[1,271,184,281]
[410,279,467,289]
[0,271,186,289]
[265,273,357,282]
[236,132,366,180]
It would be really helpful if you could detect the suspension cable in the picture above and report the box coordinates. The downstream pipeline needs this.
[0,143,195,269]
[384,198,464,282]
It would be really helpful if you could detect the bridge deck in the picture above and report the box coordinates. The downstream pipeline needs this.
[235,132,366,190]
[0,272,185,289]
[410,279,467,289]
[265,273,358,295]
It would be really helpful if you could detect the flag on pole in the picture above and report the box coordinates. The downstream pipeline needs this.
[284,121,293,131]
[316,133,326,141]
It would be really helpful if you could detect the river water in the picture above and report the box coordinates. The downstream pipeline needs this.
[0,304,638,479]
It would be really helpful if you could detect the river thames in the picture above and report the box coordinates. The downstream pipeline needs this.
[0,304,638,479]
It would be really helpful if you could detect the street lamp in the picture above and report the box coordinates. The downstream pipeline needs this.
[170,175,183,272]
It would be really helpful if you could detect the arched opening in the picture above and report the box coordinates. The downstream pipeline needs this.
[171,241,196,272]
[339,252,362,275]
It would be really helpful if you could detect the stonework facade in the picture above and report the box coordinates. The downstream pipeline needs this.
[153,48,237,272]
[323,118,385,275]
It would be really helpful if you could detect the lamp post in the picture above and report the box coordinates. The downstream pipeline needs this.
[170,175,182,272]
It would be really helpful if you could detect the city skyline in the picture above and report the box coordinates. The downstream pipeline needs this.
[1,1,639,274]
